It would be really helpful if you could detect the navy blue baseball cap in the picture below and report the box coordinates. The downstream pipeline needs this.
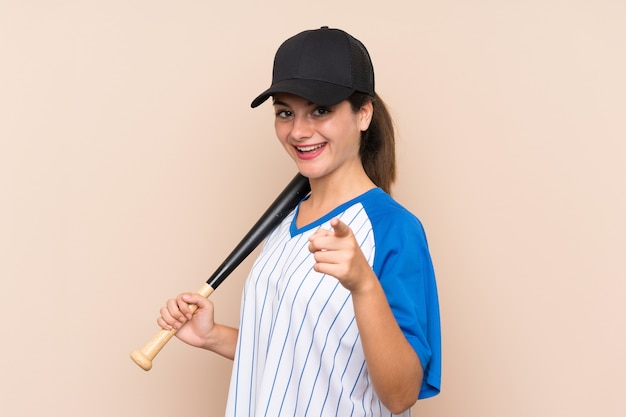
[251,26,375,108]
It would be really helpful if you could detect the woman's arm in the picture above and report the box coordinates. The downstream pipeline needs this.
[350,275,422,413]
[308,218,423,413]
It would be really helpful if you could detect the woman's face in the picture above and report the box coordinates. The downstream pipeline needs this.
[272,93,372,182]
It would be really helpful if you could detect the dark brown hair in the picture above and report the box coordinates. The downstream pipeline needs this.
[348,92,396,194]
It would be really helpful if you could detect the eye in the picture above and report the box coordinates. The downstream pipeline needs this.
[312,107,332,117]
[275,109,293,119]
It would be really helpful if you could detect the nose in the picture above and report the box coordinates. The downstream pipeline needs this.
[290,114,314,141]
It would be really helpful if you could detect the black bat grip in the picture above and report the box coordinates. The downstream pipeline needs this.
[206,173,310,289]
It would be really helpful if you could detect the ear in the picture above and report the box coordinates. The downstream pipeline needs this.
[357,100,374,132]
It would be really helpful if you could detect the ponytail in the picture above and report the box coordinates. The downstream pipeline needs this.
[349,92,396,194]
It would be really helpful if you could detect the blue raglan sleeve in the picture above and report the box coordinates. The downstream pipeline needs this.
[370,206,441,399]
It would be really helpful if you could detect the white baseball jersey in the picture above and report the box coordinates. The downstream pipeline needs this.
[225,188,441,417]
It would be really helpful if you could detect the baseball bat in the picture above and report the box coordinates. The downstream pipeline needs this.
[130,173,310,370]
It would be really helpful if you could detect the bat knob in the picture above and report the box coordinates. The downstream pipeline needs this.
[130,349,153,371]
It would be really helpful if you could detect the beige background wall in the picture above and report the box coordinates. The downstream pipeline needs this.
[1,1,624,416]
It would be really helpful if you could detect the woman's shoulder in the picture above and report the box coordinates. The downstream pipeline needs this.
[360,188,425,232]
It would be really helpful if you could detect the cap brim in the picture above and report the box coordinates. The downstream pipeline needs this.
[250,79,354,108]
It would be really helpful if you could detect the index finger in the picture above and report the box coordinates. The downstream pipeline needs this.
[330,218,351,238]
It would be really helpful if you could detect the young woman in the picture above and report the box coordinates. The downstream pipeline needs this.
[158,27,441,416]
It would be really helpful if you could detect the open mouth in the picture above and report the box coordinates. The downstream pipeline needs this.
[296,143,326,153]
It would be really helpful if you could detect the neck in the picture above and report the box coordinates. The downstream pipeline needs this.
[296,169,375,227]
